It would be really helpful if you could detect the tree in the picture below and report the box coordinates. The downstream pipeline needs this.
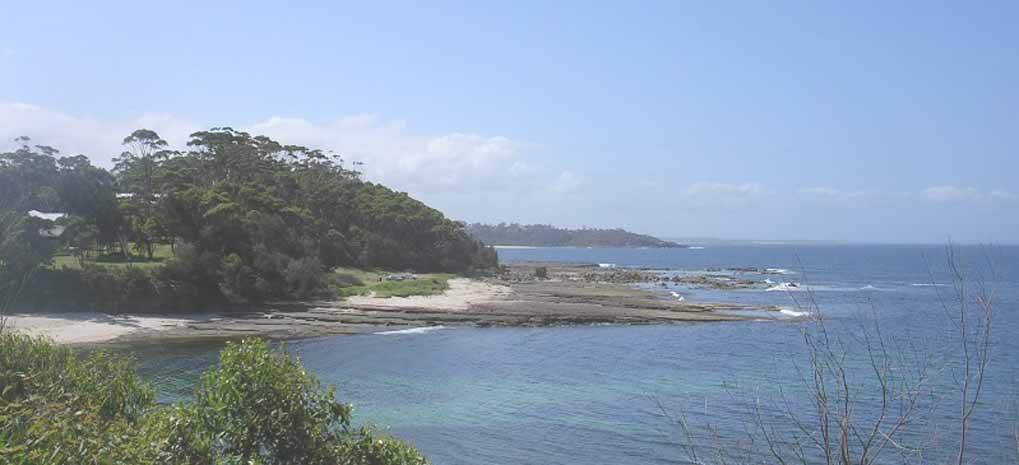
[114,129,172,259]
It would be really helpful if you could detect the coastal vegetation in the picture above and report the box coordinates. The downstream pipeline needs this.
[466,222,682,248]
[0,130,497,312]
[333,268,453,298]
[0,334,428,464]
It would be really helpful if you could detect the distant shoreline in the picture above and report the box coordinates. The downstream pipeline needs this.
[492,244,689,249]
[468,223,684,248]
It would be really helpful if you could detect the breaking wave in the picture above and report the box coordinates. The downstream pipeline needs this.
[375,326,448,335]
[779,307,810,318]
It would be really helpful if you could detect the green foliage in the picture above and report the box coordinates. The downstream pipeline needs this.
[20,265,165,312]
[334,272,452,299]
[186,339,352,465]
[0,334,157,465]
[3,128,497,312]
[0,333,155,418]
[0,335,429,465]
[337,429,429,465]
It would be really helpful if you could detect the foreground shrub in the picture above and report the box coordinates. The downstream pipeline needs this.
[187,338,352,465]
[0,335,429,465]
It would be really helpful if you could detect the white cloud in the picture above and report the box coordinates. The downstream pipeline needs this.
[0,102,580,222]
[797,186,841,197]
[685,182,766,197]
[920,186,1017,204]
[677,182,769,207]
[795,186,887,207]
[989,189,1019,202]
[0,102,197,166]
[795,185,1018,206]
[921,186,981,202]
[247,115,540,195]
[552,170,583,194]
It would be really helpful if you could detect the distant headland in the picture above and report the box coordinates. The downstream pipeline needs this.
[466,223,684,248]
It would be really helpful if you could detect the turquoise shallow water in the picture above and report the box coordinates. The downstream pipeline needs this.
[132,244,1019,465]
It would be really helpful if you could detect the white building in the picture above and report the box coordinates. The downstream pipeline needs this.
[28,210,67,238]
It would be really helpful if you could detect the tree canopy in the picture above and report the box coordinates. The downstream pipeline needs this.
[0,130,497,311]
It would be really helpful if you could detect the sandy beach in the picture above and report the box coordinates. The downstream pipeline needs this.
[4,313,199,344]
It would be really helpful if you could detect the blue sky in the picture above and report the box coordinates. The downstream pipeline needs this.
[2,1,1017,243]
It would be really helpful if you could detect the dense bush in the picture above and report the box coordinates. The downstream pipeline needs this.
[0,334,429,465]
[2,130,498,312]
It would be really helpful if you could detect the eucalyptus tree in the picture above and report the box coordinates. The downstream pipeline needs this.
[114,129,173,259]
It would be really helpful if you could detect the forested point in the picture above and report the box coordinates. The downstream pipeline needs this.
[466,223,683,248]
[0,129,498,312]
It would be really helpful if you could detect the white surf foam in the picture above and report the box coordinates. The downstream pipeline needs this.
[766,268,796,275]
[669,291,685,301]
[779,307,810,318]
[688,246,705,250]
[375,326,448,335]
[766,282,803,292]
[598,263,617,268]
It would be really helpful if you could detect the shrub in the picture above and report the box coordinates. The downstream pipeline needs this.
[0,335,431,465]
[0,333,157,465]
[219,252,258,303]
[188,339,351,465]
[285,256,327,300]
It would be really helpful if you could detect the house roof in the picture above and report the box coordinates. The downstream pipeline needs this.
[28,210,66,221]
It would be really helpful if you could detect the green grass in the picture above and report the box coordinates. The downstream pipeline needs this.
[48,243,174,270]
[332,268,453,298]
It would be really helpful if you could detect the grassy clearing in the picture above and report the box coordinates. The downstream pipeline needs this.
[332,267,453,298]
[48,243,174,270]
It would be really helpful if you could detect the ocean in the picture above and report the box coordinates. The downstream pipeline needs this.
[131,244,1019,464]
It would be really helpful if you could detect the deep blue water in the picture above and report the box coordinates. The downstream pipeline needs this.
[132,244,1019,465]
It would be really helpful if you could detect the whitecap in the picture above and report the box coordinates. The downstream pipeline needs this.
[375,326,448,335]
[764,278,774,284]
[766,268,796,275]
[779,307,810,318]
[766,282,802,292]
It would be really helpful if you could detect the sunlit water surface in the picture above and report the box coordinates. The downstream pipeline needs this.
[131,244,1019,465]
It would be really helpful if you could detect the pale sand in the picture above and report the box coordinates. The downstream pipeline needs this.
[343,278,513,311]
[4,313,198,344]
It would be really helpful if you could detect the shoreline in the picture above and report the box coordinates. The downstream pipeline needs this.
[6,263,782,346]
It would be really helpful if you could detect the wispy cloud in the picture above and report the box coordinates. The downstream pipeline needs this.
[685,182,766,197]
[675,182,770,207]
[917,185,1018,204]
[552,170,583,194]
[798,184,1014,205]
[0,102,581,220]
